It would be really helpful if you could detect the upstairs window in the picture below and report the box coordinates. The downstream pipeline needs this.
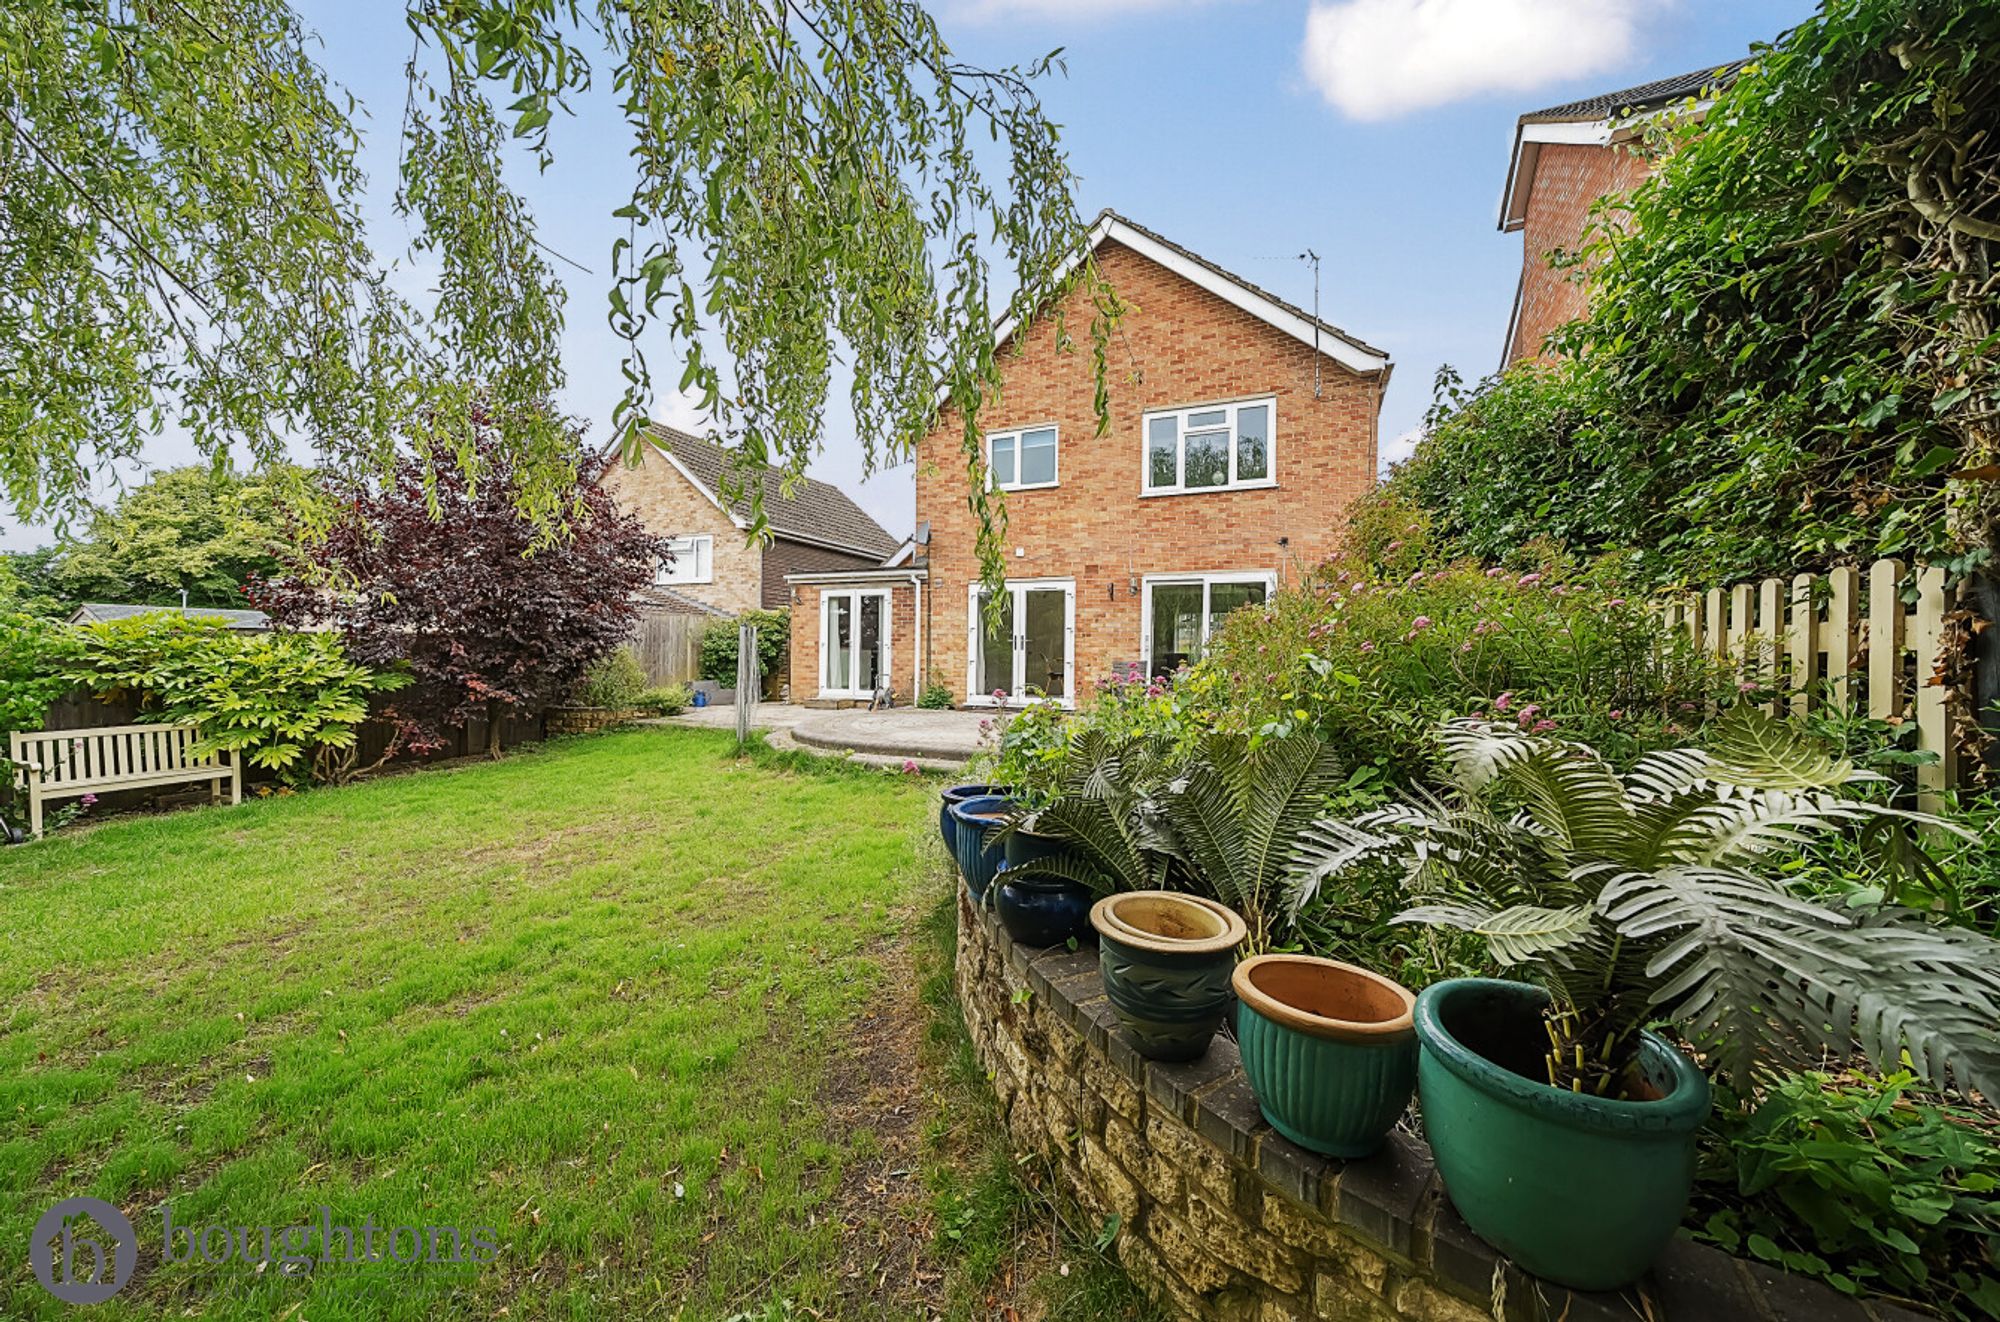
[1143,398,1274,494]
[656,534,713,585]
[988,426,1059,491]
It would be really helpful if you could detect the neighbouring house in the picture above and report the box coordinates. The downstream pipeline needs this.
[600,425,901,617]
[1498,59,1748,366]
[68,602,272,632]
[787,210,1391,708]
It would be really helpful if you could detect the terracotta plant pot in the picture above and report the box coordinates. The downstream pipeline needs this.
[1414,978,1711,1291]
[948,795,1010,903]
[1232,955,1417,1158]
[1090,891,1247,1062]
[993,863,1093,947]
[939,783,1006,855]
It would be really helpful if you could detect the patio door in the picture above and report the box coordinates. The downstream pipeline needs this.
[821,589,889,698]
[966,580,1075,705]
[1141,573,1275,678]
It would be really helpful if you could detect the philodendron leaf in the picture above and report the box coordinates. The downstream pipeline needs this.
[1703,705,1872,791]
[1398,901,1597,966]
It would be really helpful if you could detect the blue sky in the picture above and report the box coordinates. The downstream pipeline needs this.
[2,0,1815,551]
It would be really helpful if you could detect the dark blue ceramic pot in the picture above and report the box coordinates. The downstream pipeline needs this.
[1001,824,1069,871]
[993,864,1093,947]
[939,783,1006,855]
[949,795,1010,902]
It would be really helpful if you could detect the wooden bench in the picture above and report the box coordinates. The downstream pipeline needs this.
[9,723,240,838]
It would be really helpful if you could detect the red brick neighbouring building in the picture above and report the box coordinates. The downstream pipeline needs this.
[1498,60,1747,366]
[789,211,1392,708]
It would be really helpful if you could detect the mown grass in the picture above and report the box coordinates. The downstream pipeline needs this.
[911,889,1165,1322]
[1,727,929,1320]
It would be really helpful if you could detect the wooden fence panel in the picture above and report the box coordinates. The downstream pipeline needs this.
[1667,558,1983,807]
[626,612,707,686]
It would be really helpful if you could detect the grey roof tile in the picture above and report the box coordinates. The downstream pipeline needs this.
[1521,58,1752,125]
[641,426,900,561]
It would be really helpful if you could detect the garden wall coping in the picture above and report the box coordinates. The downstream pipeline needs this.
[954,889,1934,1322]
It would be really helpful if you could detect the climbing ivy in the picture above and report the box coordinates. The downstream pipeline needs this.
[1395,0,1999,589]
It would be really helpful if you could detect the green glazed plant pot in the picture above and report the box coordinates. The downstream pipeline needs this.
[1090,892,1247,1063]
[1233,954,1417,1159]
[1413,978,1711,1292]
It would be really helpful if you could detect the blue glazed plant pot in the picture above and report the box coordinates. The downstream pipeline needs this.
[949,795,1010,903]
[1414,978,1711,1291]
[1232,954,1417,1159]
[1090,891,1247,1062]
[939,783,1006,855]
[1001,824,1071,871]
[993,865,1093,948]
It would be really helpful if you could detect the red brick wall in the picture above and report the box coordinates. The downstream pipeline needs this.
[1507,141,1652,364]
[914,237,1385,704]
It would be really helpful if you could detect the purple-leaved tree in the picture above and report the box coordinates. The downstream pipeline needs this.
[257,411,664,757]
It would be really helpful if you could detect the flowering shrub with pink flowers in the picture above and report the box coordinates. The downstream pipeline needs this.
[1197,558,1727,785]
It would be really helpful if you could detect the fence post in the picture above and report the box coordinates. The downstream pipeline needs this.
[1788,573,1816,718]
[735,622,757,750]
[1913,565,1955,813]
[1867,558,1905,725]
[1825,566,1859,713]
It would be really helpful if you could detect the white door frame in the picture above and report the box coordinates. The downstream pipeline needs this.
[1139,571,1278,675]
[819,588,893,699]
[964,578,1076,708]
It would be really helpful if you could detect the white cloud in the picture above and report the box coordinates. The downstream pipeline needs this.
[1301,0,1652,121]
[652,385,711,434]
[1379,426,1421,472]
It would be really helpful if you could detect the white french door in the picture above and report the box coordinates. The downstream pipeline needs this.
[820,589,891,699]
[966,579,1075,707]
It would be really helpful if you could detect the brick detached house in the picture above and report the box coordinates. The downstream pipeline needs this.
[787,211,1392,708]
[1498,60,1747,365]
[600,425,901,617]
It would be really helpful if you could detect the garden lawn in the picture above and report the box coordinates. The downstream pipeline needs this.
[0,727,931,1320]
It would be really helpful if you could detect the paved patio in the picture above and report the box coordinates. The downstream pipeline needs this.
[650,703,989,770]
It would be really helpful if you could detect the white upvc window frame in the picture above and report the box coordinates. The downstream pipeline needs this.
[964,577,1077,710]
[818,587,893,700]
[1139,571,1279,674]
[986,424,1060,492]
[656,534,714,585]
[1140,396,1278,496]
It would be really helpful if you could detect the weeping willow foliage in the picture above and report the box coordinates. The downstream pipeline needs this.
[1288,709,2000,1100]
[2,0,1114,580]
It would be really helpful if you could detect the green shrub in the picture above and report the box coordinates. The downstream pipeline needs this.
[1200,558,1723,785]
[59,614,403,782]
[575,649,648,709]
[1694,1071,2000,1320]
[700,609,790,684]
[916,678,955,709]
[636,683,693,716]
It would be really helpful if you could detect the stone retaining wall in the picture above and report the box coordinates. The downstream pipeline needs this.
[954,890,1928,1322]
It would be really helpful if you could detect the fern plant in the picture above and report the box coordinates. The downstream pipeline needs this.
[999,726,1184,894]
[1011,729,1346,951]
[1288,709,2000,1100]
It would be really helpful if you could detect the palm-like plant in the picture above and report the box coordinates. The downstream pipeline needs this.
[1288,710,2000,1100]
[1000,726,1184,894]
[1008,729,1347,951]
[1165,733,1348,951]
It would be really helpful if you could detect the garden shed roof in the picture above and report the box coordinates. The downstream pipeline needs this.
[69,602,271,632]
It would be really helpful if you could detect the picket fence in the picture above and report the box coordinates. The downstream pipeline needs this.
[1660,559,1972,810]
